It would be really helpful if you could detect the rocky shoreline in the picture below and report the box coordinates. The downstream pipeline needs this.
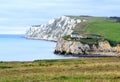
[54,38,120,56]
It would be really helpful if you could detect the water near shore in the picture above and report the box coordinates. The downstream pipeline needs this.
[0,34,75,61]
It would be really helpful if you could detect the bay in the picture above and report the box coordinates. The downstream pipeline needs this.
[0,34,75,61]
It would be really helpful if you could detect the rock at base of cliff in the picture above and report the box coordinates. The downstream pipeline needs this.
[54,38,120,56]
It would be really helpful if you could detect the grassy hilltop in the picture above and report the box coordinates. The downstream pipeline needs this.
[69,16,120,45]
[0,58,120,82]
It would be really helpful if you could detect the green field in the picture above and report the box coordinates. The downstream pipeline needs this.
[73,16,120,45]
[0,57,120,82]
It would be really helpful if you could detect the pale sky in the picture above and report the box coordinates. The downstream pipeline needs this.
[0,0,120,34]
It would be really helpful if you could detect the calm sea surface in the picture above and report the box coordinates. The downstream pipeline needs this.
[0,34,75,61]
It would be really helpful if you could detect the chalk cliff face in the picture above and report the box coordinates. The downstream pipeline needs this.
[25,16,81,41]
[54,38,120,56]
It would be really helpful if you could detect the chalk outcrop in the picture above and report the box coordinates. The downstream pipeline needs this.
[25,16,81,41]
[54,38,120,56]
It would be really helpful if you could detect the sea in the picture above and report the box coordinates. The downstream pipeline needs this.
[0,34,76,61]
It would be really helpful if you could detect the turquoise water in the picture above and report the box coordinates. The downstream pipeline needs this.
[0,34,75,61]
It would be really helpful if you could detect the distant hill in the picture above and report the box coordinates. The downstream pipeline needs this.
[71,16,120,45]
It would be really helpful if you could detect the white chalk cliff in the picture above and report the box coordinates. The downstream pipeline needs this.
[25,16,81,41]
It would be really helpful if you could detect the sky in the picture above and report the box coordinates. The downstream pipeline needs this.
[0,0,120,34]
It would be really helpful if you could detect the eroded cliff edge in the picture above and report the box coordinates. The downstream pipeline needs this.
[54,38,120,56]
[25,16,81,41]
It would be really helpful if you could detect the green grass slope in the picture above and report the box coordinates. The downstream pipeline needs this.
[0,58,120,82]
[72,16,120,45]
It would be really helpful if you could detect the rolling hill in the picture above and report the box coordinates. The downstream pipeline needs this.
[70,16,120,45]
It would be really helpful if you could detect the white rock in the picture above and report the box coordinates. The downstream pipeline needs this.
[25,16,82,41]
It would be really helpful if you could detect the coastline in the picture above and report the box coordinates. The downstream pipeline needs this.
[25,36,57,42]
[54,51,120,58]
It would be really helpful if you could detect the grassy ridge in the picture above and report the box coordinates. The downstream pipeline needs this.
[0,57,120,82]
[73,16,120,44]
[85,21,120,43]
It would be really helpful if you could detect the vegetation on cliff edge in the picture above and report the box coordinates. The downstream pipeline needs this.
[69,16,120,45]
